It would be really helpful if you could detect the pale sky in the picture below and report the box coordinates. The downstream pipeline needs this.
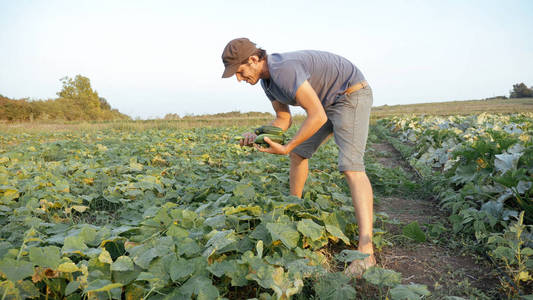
[1,0,532,119]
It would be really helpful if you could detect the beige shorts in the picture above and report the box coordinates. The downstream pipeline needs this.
[292,86,373,172]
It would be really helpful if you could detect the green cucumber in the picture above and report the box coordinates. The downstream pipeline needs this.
[254,134,285,146]
[254,125,284,136]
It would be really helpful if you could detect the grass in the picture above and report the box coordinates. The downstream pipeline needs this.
[1,98,531,133]
[0,117,295,133]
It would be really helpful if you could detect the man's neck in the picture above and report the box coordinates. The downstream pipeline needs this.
[260,58,270,80]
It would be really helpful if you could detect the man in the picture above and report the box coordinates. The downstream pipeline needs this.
[221,37,375,276]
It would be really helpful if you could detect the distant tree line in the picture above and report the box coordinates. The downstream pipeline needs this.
[480,82,533,101]
[0,75,130,121]
[510,82,533,98]
[164,111,273,120]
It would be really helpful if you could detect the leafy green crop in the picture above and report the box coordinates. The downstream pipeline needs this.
[378,112,533,295]
[379,113,533,227]
[0,126,429,299]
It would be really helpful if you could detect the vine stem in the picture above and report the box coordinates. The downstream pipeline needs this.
[1,285,8,300]
[143,285,157,299]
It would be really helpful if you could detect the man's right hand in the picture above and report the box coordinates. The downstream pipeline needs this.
[240,132,257,147]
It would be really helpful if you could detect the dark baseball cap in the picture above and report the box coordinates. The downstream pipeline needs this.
[221,38,258,78]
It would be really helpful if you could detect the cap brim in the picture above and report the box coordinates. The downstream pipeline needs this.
[222,64,239,78]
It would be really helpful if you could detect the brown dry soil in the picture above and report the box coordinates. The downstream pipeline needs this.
[370,142,503,298]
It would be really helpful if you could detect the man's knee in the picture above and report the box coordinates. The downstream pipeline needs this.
[343,170,367,180]
[290,152,306,163]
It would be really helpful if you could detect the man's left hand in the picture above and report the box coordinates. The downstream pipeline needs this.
[254,137,290,155]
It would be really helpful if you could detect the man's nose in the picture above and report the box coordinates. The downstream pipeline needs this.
[236,74,242,82]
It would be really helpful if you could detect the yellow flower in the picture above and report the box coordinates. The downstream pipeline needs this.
[476,158,488,169]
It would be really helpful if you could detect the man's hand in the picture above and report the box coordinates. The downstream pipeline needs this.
[254,137,290,155]
[240,132,257,147]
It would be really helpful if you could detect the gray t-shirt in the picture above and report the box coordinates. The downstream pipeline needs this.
[260,50,366,108]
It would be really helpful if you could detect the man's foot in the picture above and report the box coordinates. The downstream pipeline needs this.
[344,254,376,278]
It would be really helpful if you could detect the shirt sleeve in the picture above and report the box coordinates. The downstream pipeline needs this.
[273,60,310,100]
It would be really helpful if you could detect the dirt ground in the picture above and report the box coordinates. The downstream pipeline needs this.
[371,142,502,298]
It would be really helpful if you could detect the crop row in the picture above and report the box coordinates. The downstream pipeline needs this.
[377,113,533,294]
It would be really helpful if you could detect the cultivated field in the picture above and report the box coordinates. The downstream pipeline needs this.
[0,100,532,299]
[371,97,533,119]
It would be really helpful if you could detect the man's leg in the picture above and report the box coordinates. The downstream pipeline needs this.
[289,152,308,198]
[344,170,376,273]
[289,121,332,198]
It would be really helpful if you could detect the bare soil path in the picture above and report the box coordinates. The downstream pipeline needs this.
[369,141,502,298]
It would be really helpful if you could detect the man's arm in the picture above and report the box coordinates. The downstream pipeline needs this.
[270,100,292,130]
[257,80,327,155]
[241,100,292,146]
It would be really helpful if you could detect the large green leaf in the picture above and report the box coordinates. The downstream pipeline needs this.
[227,263,249,287]
[176,275,219,300]
[110,255,134,271]
[166,224,189,238]
[233,183,255,200]
[250,223,272,244]
[203,229,237,256]
[113,266,142,286]
[131,247,159,269]
[28,246,62,269]
[130,237,175,269]
[494,152,522,174]
[246,261,276,289]
[266,223,300,249]
[62,235,89,254]
[451,164,477,184]
[296,219,324,241]
[402,221,426,242]
[207,259,237,277]
[491,246,515,262]
[79,225,99,246]
[334,249,370,263]
[16,280,40,299]
[362,266,402,287]
[314,272,356,300]
[148,255,172,283]
[0,242,12,258]
[204,215,226,229]
[65,281,81,296]
[0,258,34,282]
[177,237,202,257]
[287,259,323,277]
[169,258,195,281]
[390,283,431,299]
[325,224,350,244]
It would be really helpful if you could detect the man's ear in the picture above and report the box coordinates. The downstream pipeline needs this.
[248,55,259,64]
